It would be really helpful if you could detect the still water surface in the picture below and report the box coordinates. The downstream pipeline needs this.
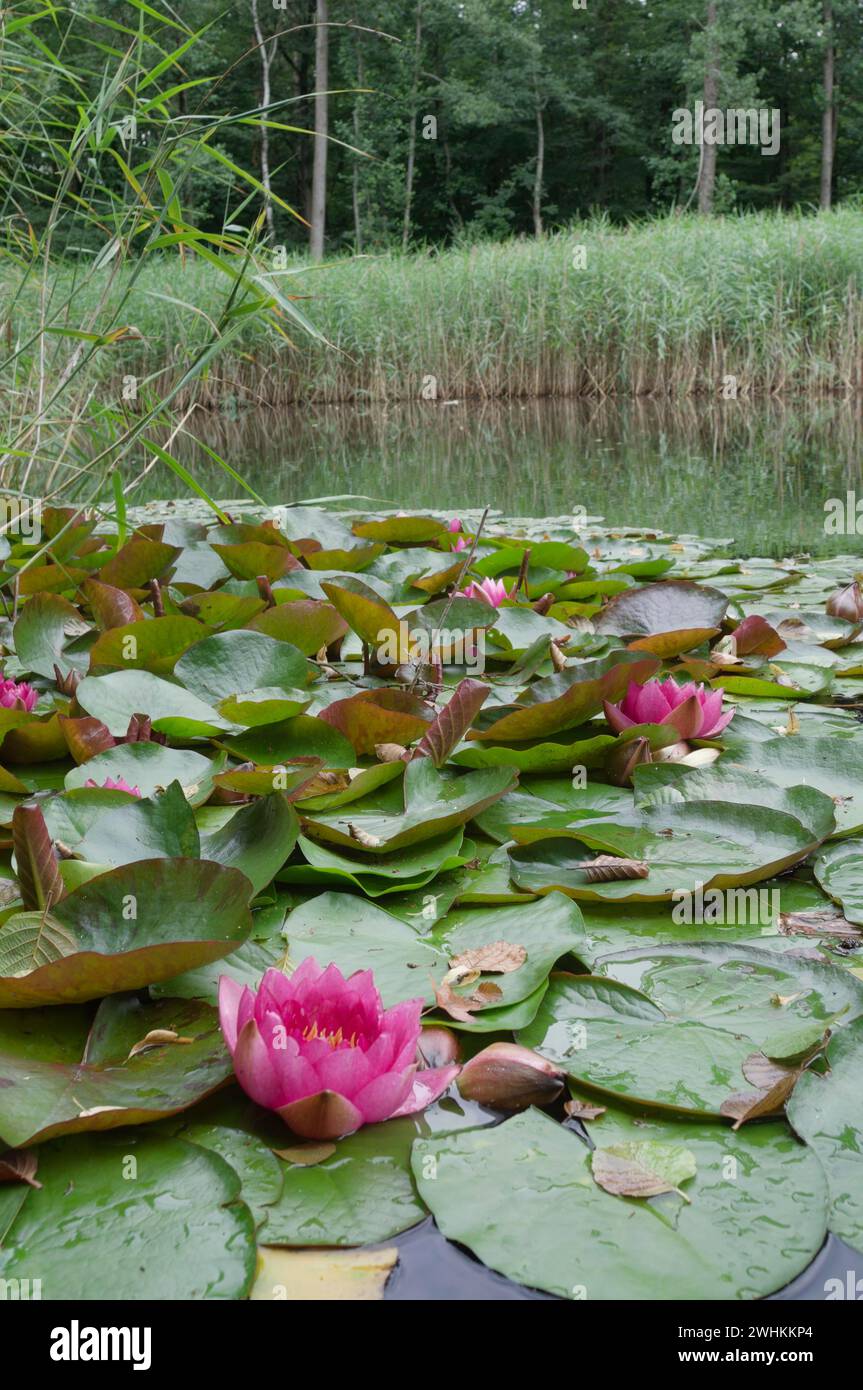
[156,397,863,557]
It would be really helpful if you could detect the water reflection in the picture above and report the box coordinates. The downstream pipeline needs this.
[152,396,863,558]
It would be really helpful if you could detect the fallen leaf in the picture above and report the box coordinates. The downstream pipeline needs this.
[574,854,649,883]
[720,1072,800,1131]
[592,1140,696,1201]
[348,823,384,848]
[778,908,862,939]
[127,1029,194,1059]
[742,1051,798,1091]
[434,978,504,1023]
[0,1148,41,1189]
[444,939,527,986]
[564,1099,606,1121]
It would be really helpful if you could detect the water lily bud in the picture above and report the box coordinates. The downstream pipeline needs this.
[826,582,863,624]
[652,739,692,762]
[375,742,408,763]
[417,1026,461,1070]
[605,735,652,786]
[457,1042,564,1111]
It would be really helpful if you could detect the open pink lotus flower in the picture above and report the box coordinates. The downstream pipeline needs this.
[219,960,460,1141]
[84,775,142,796]
[457,576,511,608]
[0,677,37,712]
[603,677,734,740]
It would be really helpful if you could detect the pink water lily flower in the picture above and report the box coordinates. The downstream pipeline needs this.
[219,960,460,1141]
[0,677,37,712]
[603,676,734,740]
[84,775,142,796]
[457,576,511,608]
[447,517,462,532]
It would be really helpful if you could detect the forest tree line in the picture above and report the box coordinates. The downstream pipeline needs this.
[9,1,863,255]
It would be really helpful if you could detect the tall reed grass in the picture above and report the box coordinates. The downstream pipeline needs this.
[8,208,861,411]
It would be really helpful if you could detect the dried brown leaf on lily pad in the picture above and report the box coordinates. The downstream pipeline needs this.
[444,939,527,986]
[348,823,384,849]
[0,1147,41,1188]
[564,1098,607,1121]
[742,1051,798,1091]
[434,977,503,1023]
[720,1074,800,1131]
[574,855,649,883]
[127,1029,194,1059]
[592,1141,696,1202]
[274,1142,336,1167]
[778,908,862,939]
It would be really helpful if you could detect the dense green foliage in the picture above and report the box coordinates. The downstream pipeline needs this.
[6,0,862,256]
[0,500,863,1298]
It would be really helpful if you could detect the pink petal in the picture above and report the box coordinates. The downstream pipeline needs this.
[352,1066,417,1125]
[392,1063,461,1118]
[632,680,674,725]
[703,706,735,738]
[603,699,635,733]
[217,975,244,1053]
[312,1045,372,1099]
[233,1019,285,1109]
[664,693,704,740]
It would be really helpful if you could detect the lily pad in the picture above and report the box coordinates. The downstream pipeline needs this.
[0,858,253,1006]
[788,1019,863,1254]
[300,759,517,854]
[0,994,233,1146]
[412,1106,826,1299]
[0,1131,255,1298]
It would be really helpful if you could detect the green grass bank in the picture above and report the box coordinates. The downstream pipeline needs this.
[8,208,863,407]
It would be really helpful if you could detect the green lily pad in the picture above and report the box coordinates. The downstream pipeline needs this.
[0,994,233,1146]
[634,763,836,841]
[175,629,311,702]
[301,759,517,854]
[0,858,253,1006]
[0,1131,255,1298]
[412,1106,826,1299]
[88,616,205,675]
[283,892,444,1005]
[470,652,659,742]
[508,800,817,902]
[199,794,299,895]
[77,670,232,737]
[814,838,863,925]
[722,735,863,837]
[788,1019,863,1254]
[64,743,221,804]
[279,828,469,897]
[517,972,753,1114]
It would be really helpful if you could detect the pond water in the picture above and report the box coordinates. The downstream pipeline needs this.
[155,396,863,558]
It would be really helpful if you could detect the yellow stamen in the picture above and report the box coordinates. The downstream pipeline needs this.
[301,1020,359,1049]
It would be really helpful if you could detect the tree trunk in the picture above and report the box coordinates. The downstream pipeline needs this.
[251,0,276,242]
[820,0,835,210]
[697,1,719,215]
[310,0,329,261]
[352,32,364,251]
[402,2,423,252]
[533,88,545,237]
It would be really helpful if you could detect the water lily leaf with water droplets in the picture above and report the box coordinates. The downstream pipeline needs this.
[412,1105,826,1300]
[0,1131,255,1299]
[591,1140,696,1200]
